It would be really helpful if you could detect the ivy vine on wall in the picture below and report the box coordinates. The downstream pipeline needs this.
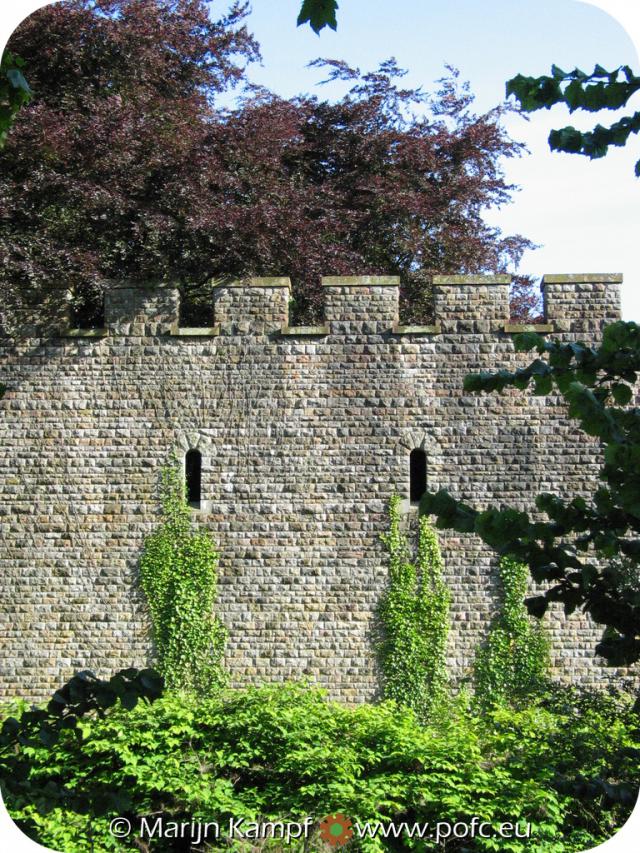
[474,555,549,706]
[377,495,451,721]
[139,463,227,694]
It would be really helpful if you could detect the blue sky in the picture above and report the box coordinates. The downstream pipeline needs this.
[226,0,635,111]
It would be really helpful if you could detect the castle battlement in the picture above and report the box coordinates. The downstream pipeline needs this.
[0,270,627,703]
[39,272,622,339]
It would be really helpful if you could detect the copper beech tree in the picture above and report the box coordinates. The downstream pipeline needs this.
[2,0,535,325]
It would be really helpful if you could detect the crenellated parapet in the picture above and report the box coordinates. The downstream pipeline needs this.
[102,272,624,336]
[1,272,624,339]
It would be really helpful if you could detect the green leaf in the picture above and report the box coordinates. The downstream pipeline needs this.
[108,674,127,696]
[48,691,68,710]
[120,691,139,711]
[525,596,548,618]
[513,332,544,353]
[118,667,139,679]
[533,374,552,395]
[38,726,59,747]
[139,669,164,691]
[611,383,632,405]
[564,79,584,111]
[297,0,338,33]
[93,687,117,709]
[549,126,584,154]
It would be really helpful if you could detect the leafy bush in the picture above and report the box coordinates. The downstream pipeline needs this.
[524,680,640,840]
[3,682,638,852]
[377,496,451,720]
[0,668,164,851]
[474,556,550,706]
[139,464,226,693]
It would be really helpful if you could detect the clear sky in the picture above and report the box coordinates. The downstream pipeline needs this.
[0,0,638,323]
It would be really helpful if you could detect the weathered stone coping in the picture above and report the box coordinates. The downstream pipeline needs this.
[433,275,511,285]
[392,324,442,335]
[541,273,623,284]
[503,324,555,333]
[172,326,221,336]
[322,276,400,286]
[280,325,330,336]
[65,326,226,337]
[211,276,291,289]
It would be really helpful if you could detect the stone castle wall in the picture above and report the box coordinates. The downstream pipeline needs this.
[0,273,628,702]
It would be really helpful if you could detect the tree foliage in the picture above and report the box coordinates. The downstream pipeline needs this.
[3,682,639,852]
[507,64,640,176]
[0,667,163,826]
[1,0,260,320]
[2,0,534,325]
[297,5,640,176]
[421,321,640,667]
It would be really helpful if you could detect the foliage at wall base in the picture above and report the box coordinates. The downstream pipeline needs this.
[3,681,638,853]
[0,667,163,846]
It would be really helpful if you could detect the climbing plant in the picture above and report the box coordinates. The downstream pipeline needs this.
[139,463,227,694]
[474,555,549,706]
[377,495,450,720]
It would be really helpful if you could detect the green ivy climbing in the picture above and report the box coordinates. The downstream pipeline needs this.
[474,555,549,706]
[377,495,450,721]
[139,463,227,694]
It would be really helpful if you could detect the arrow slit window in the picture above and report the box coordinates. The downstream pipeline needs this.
[409,448,427,505]
[185,449,202,509]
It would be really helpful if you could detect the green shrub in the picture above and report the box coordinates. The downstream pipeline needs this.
[3,682,638,852]
[527,680,640,841]
[0,668,164,853]
[139,463,226,693]
[474,555,549,706]
[377,495,450,720]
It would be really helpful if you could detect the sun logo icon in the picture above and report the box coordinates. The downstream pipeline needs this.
[319,813,354,848]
